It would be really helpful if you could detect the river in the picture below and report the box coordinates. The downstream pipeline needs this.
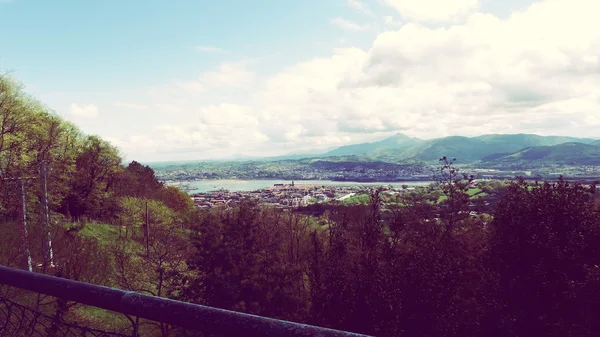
[170,179,436,194]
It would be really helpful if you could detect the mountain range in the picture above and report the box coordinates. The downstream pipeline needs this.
[481,142,600,166]
[264,133,600,165]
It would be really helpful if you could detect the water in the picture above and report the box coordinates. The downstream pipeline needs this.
[174,179,436,193]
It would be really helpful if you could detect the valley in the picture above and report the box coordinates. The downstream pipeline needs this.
[152,133,600,185]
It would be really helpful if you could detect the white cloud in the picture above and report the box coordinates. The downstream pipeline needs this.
[382,0,479,23]
[202,62,255,87]
[254,0,600,142]
[102,0,600,161]
[69,103,98,119]
[195,46,228,54]
[346,0,374,16]
[330,17,369,31]
[175,80,205,93]
[110,103,269,160]
[113,101,147,109]
[104,137,125,149]
[383,16,402,27]
[174,61,255,94]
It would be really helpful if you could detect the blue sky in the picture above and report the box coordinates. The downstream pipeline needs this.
[2,0,599,162]
[2,1,352,90]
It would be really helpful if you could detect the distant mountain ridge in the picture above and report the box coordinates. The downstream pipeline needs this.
[323,133,424,157]
[481,142,600,166]
[151,133,600,179]
[162,133,598,166]
[310,133,597,164]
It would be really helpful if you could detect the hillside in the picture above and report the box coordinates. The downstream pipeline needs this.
[153,133,599,179]
[481,142,600,166]
[323,133,425,157]
[473,134,597,150]
[309,133,597,164]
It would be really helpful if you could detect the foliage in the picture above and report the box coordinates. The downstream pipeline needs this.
[114,161,164,199]
[437,156,475,234]
[0,73,198,337]
[185,200,310,322]
[3,72,600,336]
[487,177,600,336]
[483,142,600,166]
[181,160,600,337]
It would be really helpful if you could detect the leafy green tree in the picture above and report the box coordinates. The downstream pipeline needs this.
[156,186,196,229]
[0,75,35,176]
[117,197,176,239]
[437,156,475,236]
[186,200,310,322]
[488,178,600,336]
[310,208,356,330]
[110,225,193,337]
[157,186,193,213]
[64,136,121,221]
[115,161,164,199]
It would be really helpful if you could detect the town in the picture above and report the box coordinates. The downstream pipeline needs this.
[186,169,600,214]
[190,181,371,209]
[155,159,600,191]
[188,179,502,214]
[153,160,433,183]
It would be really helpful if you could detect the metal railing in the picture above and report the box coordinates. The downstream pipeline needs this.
[0,296,131,336]
[0,265,373,337]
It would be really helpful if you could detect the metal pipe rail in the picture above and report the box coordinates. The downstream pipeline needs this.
[0,266,374,337]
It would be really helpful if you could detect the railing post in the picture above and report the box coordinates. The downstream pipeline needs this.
[20,179,33,272]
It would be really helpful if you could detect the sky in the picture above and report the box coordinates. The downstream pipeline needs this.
[1,0,600,162]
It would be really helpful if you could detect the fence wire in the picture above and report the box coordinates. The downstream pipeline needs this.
[0,265,373,337]
[0,297,134,337]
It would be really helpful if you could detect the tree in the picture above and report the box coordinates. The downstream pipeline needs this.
[115,161,164,199]
[309,207,356,331]
[0,75,34,177]
[488,177,600,336]
[437,156,474,236]
[377,183,490,337]
[186,200,310,322]
[110,217,193,337]
[156,186,196,229]
[117,197,176,239]
[64,136,121,221]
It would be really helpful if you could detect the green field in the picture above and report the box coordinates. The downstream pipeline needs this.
[436,188,488,203]
[342,194,371,205]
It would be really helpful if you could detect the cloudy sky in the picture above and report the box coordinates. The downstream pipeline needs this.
[1,0,599,162]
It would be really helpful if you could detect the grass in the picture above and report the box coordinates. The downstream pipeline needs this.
[466,188,482,196]
[436,188,488,203]
[76,222,121,245]
[342,194,370,205]
[68,306,133,334]
[308,216,326,230]
[67,222,145,255]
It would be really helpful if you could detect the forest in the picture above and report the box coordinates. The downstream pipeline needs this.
[1,73,600,337]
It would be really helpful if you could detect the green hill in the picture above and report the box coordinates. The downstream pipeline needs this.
[317,133,596,164]
[473,134,596,150]
[410,136,492,163]
[324,133,425,157]
[482,142,600,166]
